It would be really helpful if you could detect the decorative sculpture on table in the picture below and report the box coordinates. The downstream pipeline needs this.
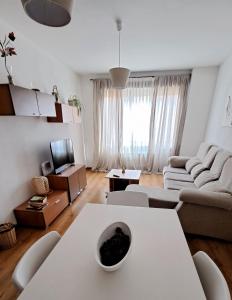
[0,32,16,84]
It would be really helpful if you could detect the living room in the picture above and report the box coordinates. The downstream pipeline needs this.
[0,1,232,299]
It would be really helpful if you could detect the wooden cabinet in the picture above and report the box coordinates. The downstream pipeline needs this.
[47,164,87,203]
[0,84,56,117]
[47,103,81,124]
[14,191,69,229]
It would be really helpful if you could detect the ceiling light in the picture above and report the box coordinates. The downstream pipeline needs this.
[109,19,130,89]
[21,0,74,27]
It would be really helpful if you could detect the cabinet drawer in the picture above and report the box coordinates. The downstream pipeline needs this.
[43,192,69,226]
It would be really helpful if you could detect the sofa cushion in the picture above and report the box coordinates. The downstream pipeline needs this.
[194,150,231,188]
[164,179,196,190]
[210,150,231,176]
[200,182,230,194]
[163,166,188,175]
[202,146,219,168]
[191,146,219,179]
[191,164,208,179]
[185,157,201,173]
[196,142,213,161]
[164,172,194,183]
[219,157,232,192]
[195,171,217,188]
[200,158,232,194]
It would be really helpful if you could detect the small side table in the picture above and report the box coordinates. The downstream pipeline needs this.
[105,169,141,192]
[14,190,69,229]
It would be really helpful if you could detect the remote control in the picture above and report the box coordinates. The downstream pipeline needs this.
[113,174,120,177]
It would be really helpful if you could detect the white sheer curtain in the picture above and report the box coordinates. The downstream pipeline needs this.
[92,75,190,172]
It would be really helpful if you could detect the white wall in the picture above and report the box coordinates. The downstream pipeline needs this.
[79,75,94,167]
[0,20,85,223]
[205,54,232,151]
[180,67,218,156]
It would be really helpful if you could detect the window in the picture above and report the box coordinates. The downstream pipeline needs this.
[93,75,190,171]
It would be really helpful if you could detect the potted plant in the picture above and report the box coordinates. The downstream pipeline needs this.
[68,95,82,115]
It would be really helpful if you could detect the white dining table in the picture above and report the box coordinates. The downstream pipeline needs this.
[18,203,206,300]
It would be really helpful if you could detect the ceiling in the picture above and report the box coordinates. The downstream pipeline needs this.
[1,0,232,74]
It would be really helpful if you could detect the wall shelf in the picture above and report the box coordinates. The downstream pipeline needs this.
[47,103,81,124]
[0,84,56,117]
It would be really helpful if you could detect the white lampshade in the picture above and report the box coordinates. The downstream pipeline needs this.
[109,67,130,89]
[21,0,74,27]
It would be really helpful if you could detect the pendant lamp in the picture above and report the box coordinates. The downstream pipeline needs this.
[21,0,74,27]
[109,20,130,89]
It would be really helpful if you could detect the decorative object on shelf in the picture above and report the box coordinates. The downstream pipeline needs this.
[21,0,74,27]
[0,223,17,250]
[68,95,82,114]
[52,85,60,102]
[109,19,130,89]
[41,161,53,176]
[31,176,50,196]
[28,195,48,210]
[0,32,16,85]
[223,86,232,127]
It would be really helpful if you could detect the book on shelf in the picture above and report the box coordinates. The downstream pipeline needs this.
[27,195,48,210]
[29,195,47,203]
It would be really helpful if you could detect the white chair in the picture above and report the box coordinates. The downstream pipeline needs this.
[107,191,149,207]
[12,231,61,291]
[193,251,231,300]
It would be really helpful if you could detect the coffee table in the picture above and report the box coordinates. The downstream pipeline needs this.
[105,169,141,191]
[18,204,206,300]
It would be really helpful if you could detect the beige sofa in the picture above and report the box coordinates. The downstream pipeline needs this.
[177,158,232,241]
[126,142,232,241]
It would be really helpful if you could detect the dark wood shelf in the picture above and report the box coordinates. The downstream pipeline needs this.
[47,103,81,124]
[0,84,56,117]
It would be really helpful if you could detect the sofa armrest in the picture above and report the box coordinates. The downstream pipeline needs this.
[179,189,232,210]
[168,156,191,168]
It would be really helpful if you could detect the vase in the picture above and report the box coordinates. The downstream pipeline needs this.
[7,74,13,85]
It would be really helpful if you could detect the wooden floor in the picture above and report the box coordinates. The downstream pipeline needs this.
[1,170,232,299]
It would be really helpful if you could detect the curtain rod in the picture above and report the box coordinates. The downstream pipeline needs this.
[90,76,157,81]
[89,72,191,81]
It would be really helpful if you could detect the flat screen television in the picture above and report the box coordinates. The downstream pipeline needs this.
[50,138,75,174]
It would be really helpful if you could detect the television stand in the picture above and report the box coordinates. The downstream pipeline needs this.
[47,164,87,203]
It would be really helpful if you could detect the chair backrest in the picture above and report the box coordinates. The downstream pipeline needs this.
[193,251,231,300]
[12,231,61,290]
[107,191,149,207]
